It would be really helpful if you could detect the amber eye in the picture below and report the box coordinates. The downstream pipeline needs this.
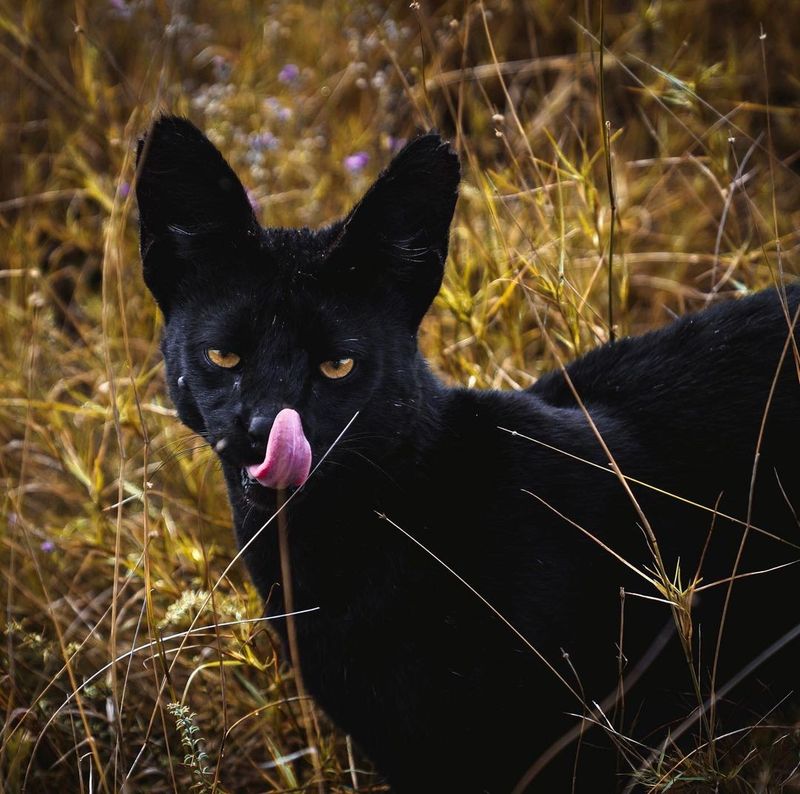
[319,357,355,379]
[206,349,241,369]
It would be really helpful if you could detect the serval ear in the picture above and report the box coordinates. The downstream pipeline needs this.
[135,115,258,315]
[327,133,460,328]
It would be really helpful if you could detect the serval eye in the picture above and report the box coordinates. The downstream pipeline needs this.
[320,357,355,379]
[206,349,241,369]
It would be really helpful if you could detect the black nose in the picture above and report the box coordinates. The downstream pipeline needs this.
[247,414,272,446]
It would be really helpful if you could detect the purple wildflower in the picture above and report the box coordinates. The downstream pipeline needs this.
[278,64,300,84]
[250,131,278,151]
[40,540,55,553]
[109,0,133,19]
[263,97,292,122]
[344,152,370,173]
[119,181,130,198]
[246,190,261,214]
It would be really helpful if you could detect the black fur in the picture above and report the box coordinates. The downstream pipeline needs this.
[137,115,800,792]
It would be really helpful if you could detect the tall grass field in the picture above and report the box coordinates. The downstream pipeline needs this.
[1,1,799,791]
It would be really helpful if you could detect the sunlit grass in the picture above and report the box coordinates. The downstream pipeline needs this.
[1,0,799,791]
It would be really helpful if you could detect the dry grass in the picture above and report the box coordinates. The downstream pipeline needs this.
[1,0,799,791]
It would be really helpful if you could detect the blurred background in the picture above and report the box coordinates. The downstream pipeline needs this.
[1,1,798,791]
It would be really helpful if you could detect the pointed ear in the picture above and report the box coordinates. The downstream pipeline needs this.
[328,133,460,327]
[135,115,258,316]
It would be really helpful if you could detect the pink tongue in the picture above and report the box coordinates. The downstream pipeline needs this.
[246,408,312,489]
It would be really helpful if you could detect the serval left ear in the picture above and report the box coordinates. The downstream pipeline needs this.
[135,115,259,316]
[327,133,460,328]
